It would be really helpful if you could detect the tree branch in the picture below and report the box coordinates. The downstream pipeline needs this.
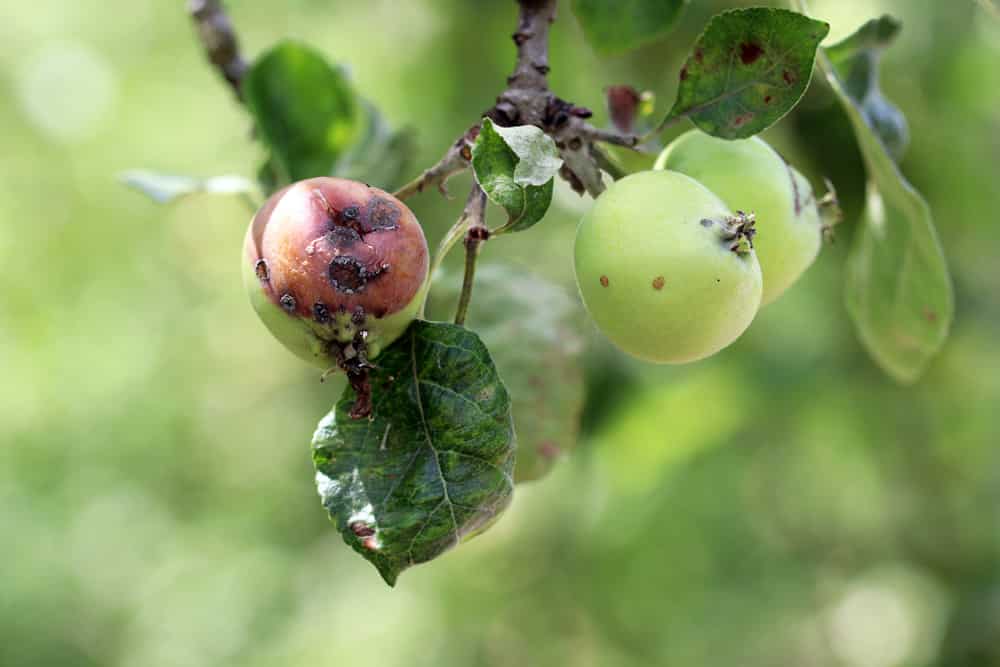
[189,0,247,100]
[580,124,641,148]
[393,127,477,201]
[508,0,558,92]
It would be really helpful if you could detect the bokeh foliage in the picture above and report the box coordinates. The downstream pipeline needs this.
[1,0,998,665]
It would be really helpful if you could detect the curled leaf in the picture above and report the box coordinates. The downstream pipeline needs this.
[471,118,562,233]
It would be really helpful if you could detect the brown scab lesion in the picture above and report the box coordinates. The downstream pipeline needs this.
[363,197,401,233]
[351,306,366,325]
[314,189,400,243]
[341,206,360,223]
[254,259,270,282]
[313,301,331,324]
[329,256,367,294]
[327,225,362,248]
[739,42,764,65]
[599,275,609,287]
[349,521,375,538]
[652,276,665,290]
[328,255,389,295]
[280,293,297,312]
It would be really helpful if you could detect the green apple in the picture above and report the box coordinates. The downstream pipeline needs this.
[574,170,762,364]
[655,130,823,305]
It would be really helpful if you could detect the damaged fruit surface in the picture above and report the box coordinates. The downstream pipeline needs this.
[244,177,429,385]
[574,170,762,364]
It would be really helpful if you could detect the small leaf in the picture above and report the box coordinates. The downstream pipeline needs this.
[243,41,361,185]
[427,265,586,483]
[606,85,644,134]
[665,8,830,139]
[817,27,953,382]
[826,16,909,161]
[121,170,257,205]
[471,118,562,233]
[573,0,686,55]
[312,321,515,586]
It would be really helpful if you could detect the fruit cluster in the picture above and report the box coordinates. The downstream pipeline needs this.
[243,133,831,406]
[574,131,827,363]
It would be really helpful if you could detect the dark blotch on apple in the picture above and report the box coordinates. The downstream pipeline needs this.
[243,177,430,416]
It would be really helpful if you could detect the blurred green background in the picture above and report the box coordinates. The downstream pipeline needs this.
[2,0,999,665]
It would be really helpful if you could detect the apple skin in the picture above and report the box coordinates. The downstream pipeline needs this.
[244,177,429,370]
[574,170,762,364]
[655,131,822,306]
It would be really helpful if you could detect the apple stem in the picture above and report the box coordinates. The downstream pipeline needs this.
[454,187,489,327]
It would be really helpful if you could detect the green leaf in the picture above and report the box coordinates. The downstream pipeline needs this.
[572,0,686,55]
[120,170,257,206]
[243,41,361,185]
[333,101,417,192]
[826,16,909,161]
[312,321,515,586]
[816,26,953,382]
[664,8,829,139]
[426,265,586,483]
[471,118,561,233]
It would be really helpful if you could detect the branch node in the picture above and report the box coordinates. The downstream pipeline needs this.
[189,0,247,100]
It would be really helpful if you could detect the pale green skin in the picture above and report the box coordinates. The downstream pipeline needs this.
[242,253,428,370]
[574,170,763,364]
[655,131,822,306]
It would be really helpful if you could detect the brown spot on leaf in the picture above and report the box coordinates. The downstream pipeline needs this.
[652,276,665,290]
[764,95,773,104]
[924,308,938,323]
[783,69,796,86]
[739,42,764,65]
[733,112,754,128]
[350,521,376,538]
[679,66,688,81]
[599,275,609,287]
[695,48,704,64]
